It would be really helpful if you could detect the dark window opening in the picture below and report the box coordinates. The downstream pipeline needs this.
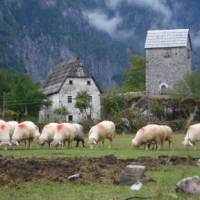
[69,80,73,85]
[68,115,73,122]
[87,80,91,85]
[68,96,72,103]
[89,96,92,102]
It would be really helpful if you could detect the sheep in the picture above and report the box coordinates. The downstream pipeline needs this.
[38,123,58,148]
[0,120,12,148]
[160,125,173,148]
[12,121,40,149]
[132,124,169,150]
[50,123,76,148]
[73,123,85,147]
[88,120,116,149]
[7,121,18,139]
[182,123,200,147]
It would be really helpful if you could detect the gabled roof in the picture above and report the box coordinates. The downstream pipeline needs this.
[145,29,191,49]
[43,59,102,95]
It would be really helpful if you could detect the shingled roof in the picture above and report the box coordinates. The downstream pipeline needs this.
[145,29,191,49]
[43,59,101,95]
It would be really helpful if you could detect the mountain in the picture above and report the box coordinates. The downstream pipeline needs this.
[0,0,200,87]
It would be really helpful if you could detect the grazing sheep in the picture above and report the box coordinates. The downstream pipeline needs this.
[88,120,116,149]
[73,123,85,147]
[38,123,58,147]
[12,121,40,149]
[7,121,18,138]
[50,123,76,148]
[183,123,200,147]
[132,124,171,150]
[160,125,173,148]
[0,120,12,148]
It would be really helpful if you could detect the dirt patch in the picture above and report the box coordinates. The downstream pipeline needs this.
[0,155,197,186]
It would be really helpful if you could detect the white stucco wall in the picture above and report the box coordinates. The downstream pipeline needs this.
[59,77,101,122]
[39,77,101,123]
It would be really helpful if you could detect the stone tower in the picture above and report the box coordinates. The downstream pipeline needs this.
[145,29,192,94]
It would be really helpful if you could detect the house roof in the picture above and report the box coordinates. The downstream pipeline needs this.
[145,29,191,49]
[43,59,102,95]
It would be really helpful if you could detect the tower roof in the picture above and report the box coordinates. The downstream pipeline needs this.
[145,29,191,49]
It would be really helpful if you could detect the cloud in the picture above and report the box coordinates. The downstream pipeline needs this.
[105,0,172,21]
[83,10,122,37]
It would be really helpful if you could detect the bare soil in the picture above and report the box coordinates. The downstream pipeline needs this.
[0,155,197,186]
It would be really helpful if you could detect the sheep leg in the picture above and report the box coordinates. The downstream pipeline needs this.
[102,140,105,147]
[168,140,171,149]
[76,140,79,148]
[145,143,149,151]
[48,142,51,149]
[82,139,85,147]
[67,140,71,148]
[24,140,27,148]
[28,138,32,149]
[108,138,113,149]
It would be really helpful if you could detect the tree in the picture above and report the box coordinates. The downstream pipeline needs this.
[0,68,16,112]
[102,94,126,118]
[54,106,69,121]
[6,75,48,119]
[121,55,145,92]
[172,72,200,128]
[75,91,91,119]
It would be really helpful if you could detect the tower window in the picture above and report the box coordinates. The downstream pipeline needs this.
[69,80,73,85]
[68,96,72,103]
[87,80,91,85]
[68,115,73,122]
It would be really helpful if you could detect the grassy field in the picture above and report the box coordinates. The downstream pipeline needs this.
[0,134,199,158]
[0,134,200,200]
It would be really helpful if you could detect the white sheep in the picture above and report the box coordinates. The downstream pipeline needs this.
[88,120,116,149]
[7,121,18,138]
[160,125,173,148]
[132,124,169,150]
[183,123,200,147]
[12,121,40,149]
[0,120,12,148]
[50,123,76,148]
[38,123,58,147]
[73,123,85,147]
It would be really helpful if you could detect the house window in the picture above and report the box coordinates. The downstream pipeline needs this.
[164,49,171,58]
[69,80,73,85]
[68,115,73,122]
[87,80,91,85]
[89,96,92,102]
[68,96,72,103]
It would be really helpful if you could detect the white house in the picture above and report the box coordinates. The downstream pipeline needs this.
[39,58,102,123]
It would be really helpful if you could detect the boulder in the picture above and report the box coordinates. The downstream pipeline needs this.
[119,165,146,185]
[176,176,200,195]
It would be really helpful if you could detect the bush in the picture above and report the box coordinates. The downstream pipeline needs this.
[81,119,95,133]
[166,119,187,132]
[102,94,126,118]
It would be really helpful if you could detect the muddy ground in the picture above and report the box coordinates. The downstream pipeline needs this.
[0,155,197,186]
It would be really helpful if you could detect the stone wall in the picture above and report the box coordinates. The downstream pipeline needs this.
[146,45,192,94]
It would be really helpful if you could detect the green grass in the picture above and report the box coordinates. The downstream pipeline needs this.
[0,134,200,200]
[0,134,199,159]
[0,166,200,200]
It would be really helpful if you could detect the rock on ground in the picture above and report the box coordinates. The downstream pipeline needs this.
[176,176,200,195]
[119,165,146,185]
